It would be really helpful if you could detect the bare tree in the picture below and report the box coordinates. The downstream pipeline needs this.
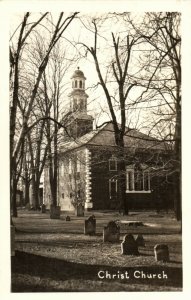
[78,15,154,214]
[10,12,79,217]
[125,12,181,220]
[77,13,181,218]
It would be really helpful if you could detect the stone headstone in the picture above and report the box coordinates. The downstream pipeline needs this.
[66,216,71,221]
[121,234,139,255]
[154,244,169,262]
[103,221,120,243]
[76,203,84,217]
[25,203,31,210]
[135,234,145,247]
[84,215,96,235]
[41,204,46,213]
[50,205,61,219]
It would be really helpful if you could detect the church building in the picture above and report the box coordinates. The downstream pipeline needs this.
[43,68,173,212]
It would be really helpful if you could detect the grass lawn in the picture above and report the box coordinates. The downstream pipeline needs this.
[11,209,182,292]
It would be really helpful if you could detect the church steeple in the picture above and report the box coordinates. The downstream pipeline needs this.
[72,67,86,90]
[70,67,88,113]
[66,68,93,139]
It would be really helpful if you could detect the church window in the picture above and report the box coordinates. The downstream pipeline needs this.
[143,171,150,191]
[109,179,118,199]
[126,165,151,193]
[126,167,135,191]
[79,80,82,88]
[109,155,117,171]
[75,80,77,88]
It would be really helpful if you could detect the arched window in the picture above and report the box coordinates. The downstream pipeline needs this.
[109,179,118,199]
[109,155,117,171]
[79,80,82,88]
[126,164,151,192]
[75,80,77,88]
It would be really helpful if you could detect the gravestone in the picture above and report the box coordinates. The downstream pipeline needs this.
[103,221,120,243]
[66,216,71,221]
[121,234,139,255]
[135,234,145,247]
[154,244,169,262]
[25,203,31,210]
[76,203,84,217]
[84,215,96,235]
[41,204,46,213]
[50,205,60,219]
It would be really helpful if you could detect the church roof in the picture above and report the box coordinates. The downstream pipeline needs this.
[59,123,169,153]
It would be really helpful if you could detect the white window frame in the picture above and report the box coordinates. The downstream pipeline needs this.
[109,155,117,171]
[126,168,135,191]
[126,165,151,193]
[109,178,118,199]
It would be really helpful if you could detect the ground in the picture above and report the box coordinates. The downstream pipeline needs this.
[11,209,182,292]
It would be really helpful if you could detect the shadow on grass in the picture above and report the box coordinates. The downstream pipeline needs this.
[12,250,182,292]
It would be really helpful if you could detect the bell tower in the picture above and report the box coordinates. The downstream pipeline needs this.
[67,68,93,139]
[70,67,88,113]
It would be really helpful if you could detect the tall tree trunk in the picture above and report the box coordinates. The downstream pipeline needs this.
[12,174,18,217]
[11,158,17,217]
[116,134,128,215]
[118,158,127,214]
[53,123,58,207]
[174,173,181,221]
[174,101,181,221]
[31,174,39,209]
[24,180,30,205]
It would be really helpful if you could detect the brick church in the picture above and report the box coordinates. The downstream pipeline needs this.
[43,68,173,212]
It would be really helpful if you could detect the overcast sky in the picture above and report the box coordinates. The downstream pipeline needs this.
[9,11,172,135]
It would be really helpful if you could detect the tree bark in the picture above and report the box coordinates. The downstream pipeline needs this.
[24,179,30,205]
[12,173,18,217]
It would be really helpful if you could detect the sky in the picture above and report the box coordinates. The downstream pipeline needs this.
[9,11,176,136]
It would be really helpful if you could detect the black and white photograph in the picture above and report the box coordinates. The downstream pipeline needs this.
[1,0,191,296]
